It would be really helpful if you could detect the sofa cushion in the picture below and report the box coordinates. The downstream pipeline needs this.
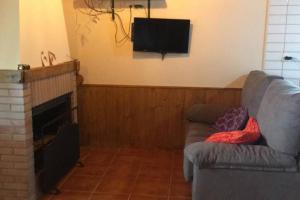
[185,122,218,146]
[206,117,261,144]
[257,79,300,156]
[242,71,282,117]
[184,142,297,172]
[186,104,230,124]
[213,106,248,131]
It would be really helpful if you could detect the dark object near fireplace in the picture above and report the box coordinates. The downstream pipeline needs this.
[33,94,80,193]
[40,123,80,193]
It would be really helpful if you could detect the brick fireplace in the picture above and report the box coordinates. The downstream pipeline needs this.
[0,61,79,200]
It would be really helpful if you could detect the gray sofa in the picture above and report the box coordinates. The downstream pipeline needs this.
[184,71,300,200]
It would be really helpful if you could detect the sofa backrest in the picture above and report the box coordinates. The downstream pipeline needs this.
[241,71,282,117]
[257,79,300,156]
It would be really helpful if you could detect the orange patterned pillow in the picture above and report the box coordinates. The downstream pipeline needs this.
[206,117,261,144]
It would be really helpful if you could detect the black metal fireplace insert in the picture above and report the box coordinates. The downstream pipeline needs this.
[32,93,80,194]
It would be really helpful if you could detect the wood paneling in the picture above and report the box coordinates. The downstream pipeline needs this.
[78,85,242,149]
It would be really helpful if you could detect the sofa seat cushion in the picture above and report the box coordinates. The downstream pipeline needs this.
[184,142,297,172]
[257,79,300,156]
[185,122,218,146]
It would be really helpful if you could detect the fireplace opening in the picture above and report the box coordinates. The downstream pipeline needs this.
[32,93,80,194]
[33,93,72,172]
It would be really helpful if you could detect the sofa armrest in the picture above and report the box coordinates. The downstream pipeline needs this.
[185,104,230,124]
[184,142,297,172]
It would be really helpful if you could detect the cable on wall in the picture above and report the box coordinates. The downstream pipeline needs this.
[78,0,136,45]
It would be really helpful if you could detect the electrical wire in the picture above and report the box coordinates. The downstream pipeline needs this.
[84,0,108,13]
[79,0,133,45]
[113,9,132,45]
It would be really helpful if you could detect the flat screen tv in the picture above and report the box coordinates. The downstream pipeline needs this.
[133,18,191,54]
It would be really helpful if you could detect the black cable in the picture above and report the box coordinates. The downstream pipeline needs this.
[77,8,100,17]
[114,12,132,40]
[80,0,132,45]
[113,20,127,45]
[113,11,131,44]
[84,0,108,14]
[147,0,151,18]
[128,6,132,35]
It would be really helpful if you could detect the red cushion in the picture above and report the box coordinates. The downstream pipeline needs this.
[206,117,261,144]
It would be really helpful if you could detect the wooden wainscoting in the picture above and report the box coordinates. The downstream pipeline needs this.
[78,85,242,149]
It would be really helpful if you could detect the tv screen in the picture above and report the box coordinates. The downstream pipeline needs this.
[133,18,190,54]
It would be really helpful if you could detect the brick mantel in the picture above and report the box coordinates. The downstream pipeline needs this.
[0,61,79,200]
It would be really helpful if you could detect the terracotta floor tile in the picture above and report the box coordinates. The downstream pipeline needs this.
[130,195,168,200]
[133,177,170,196]
[170,181,192,197]
[141,152,173,168]
[56,170,76,188]
[139,166,171,180]
[141,160,173,170]
[172,168,186,182]
[118,148,151,157]
[80,146,91,160]
[51,191,90,200]
[91,193,129,200]
[60,175,99,192]
[84,153,114,166]
[169,197,192,200]
[96,176,136,194]
[89,147,118,154]
[72,165,106,177]
[105,163,139,178]
[51,147,190,200]
[112,155,141,165]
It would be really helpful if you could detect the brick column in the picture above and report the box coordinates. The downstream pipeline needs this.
[0,83,36,200]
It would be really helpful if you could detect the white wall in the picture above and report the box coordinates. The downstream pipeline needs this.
[19,0,71,68]
[63,0,267,87]
[0,0,20,70]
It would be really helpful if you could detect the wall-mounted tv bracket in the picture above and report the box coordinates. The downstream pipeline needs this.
[111,0,151,20]
[111,0,115,20]
[147,0,151,18]
[161,52,167,60]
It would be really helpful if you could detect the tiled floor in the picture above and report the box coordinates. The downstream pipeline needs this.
[43,147,191,200]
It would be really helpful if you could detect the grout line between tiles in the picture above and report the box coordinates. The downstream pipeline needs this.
[45,148,189,200]
[127,152,144,200]
[167,151,175,200]
[87,148,121,200]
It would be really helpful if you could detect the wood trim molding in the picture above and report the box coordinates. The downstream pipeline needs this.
[81,84,242,90]
[78,84,242,148]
